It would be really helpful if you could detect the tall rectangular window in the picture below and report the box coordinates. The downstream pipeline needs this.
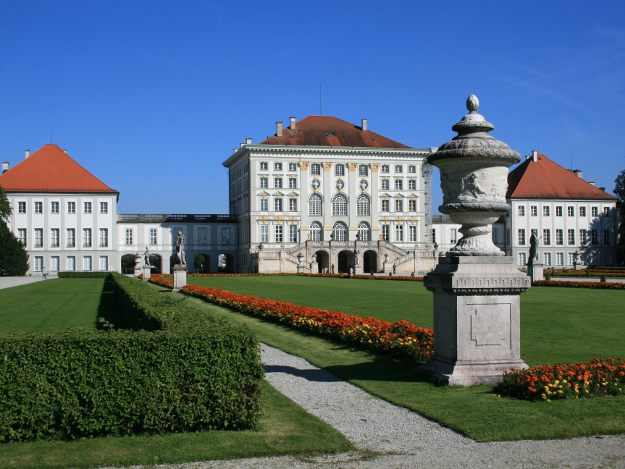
[259,161,268,171]
[395,225,404,242]
[83,256,92,271]
[18,202,26,213]
[567,206,575,216]
[543,206,550,216]
[50,256,59,272]
[99,256,108,271]
[34,256,43,272]
[567,229,575,245]
[274,162,282,171]
[34,228,43,247]
[381,199,389,212]
[556,206,563,216]
[518,229,526,245]
[149,228,158,245]
[125,228,134,245]
[274,177,282,188]
[288,178,297,189]
[260,198,268,211]
[544,252,552,266]
[274,198,283,211]
[51,201,59,213]
[66,228,76,247]
[409,225,417,242]
[100,202,108,214]
[289,225,298,243]
[66,256,76,271]
[556,229,563,245]
[381,179,390,190]
[580,229,588,245]
[395,165,403,173]
[530,205,537,216]
[35,202,43,214]
[382,224,389,241]
[260,177,268,188]
[335,164,345,176]
[518,252,526,266]
[84,201,92,213]
[289,162,297,171]
[260,224,268,243]
[543,229,551,245]
[51,228,59,248]
[591,206,598,217]
[409,199,417,212]
[381,164,389,173]
[408,165,416,173]
[67,201,76,214]
[17,228,27,247]
[408,179,416,190]
[579,206,586,217]
[289,198,297,212]
[518,205,525,216]
[275,225,283,243]
[568,253,575,266]
[394,179,403,190]
[556,253,564,266]
[395,199,403,212]
[359,165,368,176]
[310,163,320,175]
[83,228,92,247]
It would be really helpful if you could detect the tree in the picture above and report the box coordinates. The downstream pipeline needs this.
[0,187,29,275]
[615,170,625,264]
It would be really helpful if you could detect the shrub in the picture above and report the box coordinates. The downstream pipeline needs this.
[0,222,28,276]
[58,271,110,278]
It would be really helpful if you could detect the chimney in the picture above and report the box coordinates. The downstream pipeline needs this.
[589,181,596,187]
[572,169,583,179]
[24,149,30,159]
[599,187,606,192]
[1,161,8,174]
[289,116,296,130]
[531,150,538,162]
[245,137,252,145]
[276,121,283,137]
[361,118,368,131]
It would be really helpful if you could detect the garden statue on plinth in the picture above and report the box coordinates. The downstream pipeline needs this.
[419,94,530,386]
[142,247,155,281]
[527,233,544,282]
[173,231,187,292]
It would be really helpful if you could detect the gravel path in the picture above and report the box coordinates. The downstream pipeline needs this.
[164,344,625,469]
[0,276,45,290]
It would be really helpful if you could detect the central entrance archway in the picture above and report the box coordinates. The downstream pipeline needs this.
[121,254,136,274]
[194,253,210,273]
[314,250,329,273]
[337,250,354,274]
[363,250,377,274]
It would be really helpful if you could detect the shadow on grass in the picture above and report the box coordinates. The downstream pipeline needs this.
[96,274,119,330]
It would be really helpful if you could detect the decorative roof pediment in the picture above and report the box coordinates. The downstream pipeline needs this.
[257,191,270,197]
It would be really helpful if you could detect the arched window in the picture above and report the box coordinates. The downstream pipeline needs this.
[310,222,323,241]
[333,222,348,241]
[356,194,370,216]
[358,222,371,241]
[308,194,323,216]
[332,194,348,216]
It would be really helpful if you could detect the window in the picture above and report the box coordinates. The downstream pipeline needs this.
[604,207,610,216]
[260,197,268,211]
[518,252,526,266]
[35,202,43,214]
[83,228,91,247]
[395,179,403,190]
[357,222,370,241]
[289,225,298,243]
[568,206,575,216]
[275,225,283,243]
[149,228,157,245]
[34,228,43,247]
[382,225,390,241]
[408,179,416,190]
[311,163,321,175]
[67,202,76,214]
[310,222,322,241]
[289,198,297,212]
[543,229,551,245]
[381,164,389,173]
[408,165,416,174]
[381,199,390,212]
[50,256,59,272]
[51,201,59,214]
[381,179,390,190]
[67,229,75,248]
[18,202,26,213]
[274,162,282,171]
[334,164,344,176]
[543,206,550,216]
[450,228,458,243]
[580,206,586,217]
[274,198,283,211]
[100,202,108,214]
[568,253,575,266]
[395,224,404,242]
[274,177,283,188]
[99,228,108,247]
[544,252,552,266]
[356,194,370,216]
[592,206,598,217]
[125,228,134,245]
[260,162,268,171]
[84,201,92,213]
[34,256,43,272]
[556,229,563,245]
[288,178,297,189]
[517,205,525,216]
[18,228,27,246]
[288,162,297,171]
[591,229,598,245]
[580,229,588,245]
[568,229,575,245]
[518,229,526,245]
[409,199,417,212]
[260,177,268,188]
[260,224,268,243]
[395,199,403,212]
[51,228,59,247]
[308,194,322,216]
[409,225,417,242]
[99,256,108,271]
[358,165,368,176]
[556,206,563,216]
[332,194,348,216]
[604,229,610,245]
[395,165,403,173]
[530,205,537,216]
[332,222,348,241]
[556,252,564,266]
[83,256,92,271]
[66,256,76,271]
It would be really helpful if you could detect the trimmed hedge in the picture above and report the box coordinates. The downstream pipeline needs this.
[0,274,263,442]
[58,271,110,278]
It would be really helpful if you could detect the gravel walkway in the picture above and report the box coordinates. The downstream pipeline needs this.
[0,276,45,290]
[163,344,625,469]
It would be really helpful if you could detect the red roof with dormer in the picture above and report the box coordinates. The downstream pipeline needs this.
[261,116,409,148]
[507,152,616,200]
[0,144,118,194]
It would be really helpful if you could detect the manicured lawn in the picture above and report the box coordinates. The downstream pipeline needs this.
[0,381,353,469]
[188,275,625,365]
[0,278,106,332]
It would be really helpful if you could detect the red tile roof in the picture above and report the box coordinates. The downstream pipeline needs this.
[261,116,409,148]
[0,144,118,194]
[507,153,616,200]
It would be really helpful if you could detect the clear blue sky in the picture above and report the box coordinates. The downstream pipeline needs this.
[1,0,624,213]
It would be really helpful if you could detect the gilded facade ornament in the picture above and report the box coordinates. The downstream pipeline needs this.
[322,162,333,170]
[370,163,379,172]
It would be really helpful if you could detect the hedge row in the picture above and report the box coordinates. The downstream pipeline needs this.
[0,274,263,442]
[58,271,110,278]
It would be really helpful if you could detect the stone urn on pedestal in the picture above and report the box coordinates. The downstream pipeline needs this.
[420,95,530,385]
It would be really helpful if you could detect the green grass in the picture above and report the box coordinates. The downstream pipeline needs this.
[0,278,106,332]
[0,381,353,469]
[188,275,625,365]
[181,276,625,441]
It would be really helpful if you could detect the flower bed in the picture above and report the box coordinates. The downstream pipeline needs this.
[149,275,433,361]
[533,280,625,289]
[494,358,625,400]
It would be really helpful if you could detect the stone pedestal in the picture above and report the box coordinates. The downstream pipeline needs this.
[419,256,530,385]
[528,263,544,282]
[173,266,187,292]
[142,266,152,281]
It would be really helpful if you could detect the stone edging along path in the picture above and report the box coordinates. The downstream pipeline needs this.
[157,344,625,469]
